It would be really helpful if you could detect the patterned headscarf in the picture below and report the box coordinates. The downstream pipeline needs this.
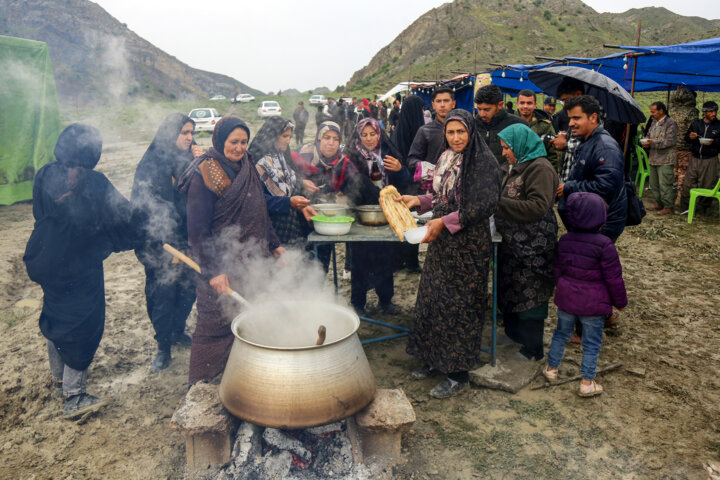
[497,123,547,166]
[297,121,343,167]
[250,117,297,196]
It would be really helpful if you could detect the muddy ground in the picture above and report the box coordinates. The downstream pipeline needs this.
[1,107,719,479]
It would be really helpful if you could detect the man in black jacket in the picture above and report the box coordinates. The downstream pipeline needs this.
[474,84,527,163]
[680,101,720,213]
[389,99,401,132]
[406,86,456,186]
[557,95,627,242]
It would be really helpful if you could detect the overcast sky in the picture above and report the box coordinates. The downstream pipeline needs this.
[93,0,720,93]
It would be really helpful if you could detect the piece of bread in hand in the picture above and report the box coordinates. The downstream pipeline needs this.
[379,185,417,241]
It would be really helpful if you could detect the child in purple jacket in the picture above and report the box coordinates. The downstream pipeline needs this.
[543,192,628,397]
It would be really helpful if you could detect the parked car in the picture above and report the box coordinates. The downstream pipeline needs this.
[209,94,226,101]
[189,108,222,132]
[232,94,255,103]
[257,101,282,118]
[308,95,327,106]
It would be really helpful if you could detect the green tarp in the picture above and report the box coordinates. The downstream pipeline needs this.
[0,35,62,205]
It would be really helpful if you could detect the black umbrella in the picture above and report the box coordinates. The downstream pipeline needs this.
[528,66,646,124]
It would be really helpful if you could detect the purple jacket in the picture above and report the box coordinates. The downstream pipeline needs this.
[554,192,628,316]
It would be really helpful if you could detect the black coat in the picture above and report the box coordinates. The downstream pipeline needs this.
[474,109,527,164]
[560,126,627,240]
[685,117,720,158]
[24,163,142,370]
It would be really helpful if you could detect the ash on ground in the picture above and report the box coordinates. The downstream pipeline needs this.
[213,420,373,480]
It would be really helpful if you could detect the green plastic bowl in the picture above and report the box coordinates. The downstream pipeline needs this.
[311,215,355,223]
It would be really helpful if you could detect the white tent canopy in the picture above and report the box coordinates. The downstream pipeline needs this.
[377,81,433,102]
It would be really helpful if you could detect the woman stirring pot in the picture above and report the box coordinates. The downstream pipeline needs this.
[178,117,285,385]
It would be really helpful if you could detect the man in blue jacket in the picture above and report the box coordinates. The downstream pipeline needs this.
[557,95,627,242]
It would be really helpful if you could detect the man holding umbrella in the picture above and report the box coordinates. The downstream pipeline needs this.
[556,95,627,242]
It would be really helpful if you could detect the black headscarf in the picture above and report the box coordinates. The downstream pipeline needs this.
[247,116,294,164]
[392,95,426,160]
[147,113,194,157]
[178,116,252,193]
[212,116,250,153]
[54,124,102,169]
[131,113,196,251]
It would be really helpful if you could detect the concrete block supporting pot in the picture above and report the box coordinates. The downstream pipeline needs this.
[354,388,415,464]
[171,383,239,476]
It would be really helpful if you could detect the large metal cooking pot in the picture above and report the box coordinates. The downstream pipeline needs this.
[218,301,376,428]
[355,205,388,226]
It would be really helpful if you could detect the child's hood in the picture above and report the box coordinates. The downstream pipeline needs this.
[565,192,607,232]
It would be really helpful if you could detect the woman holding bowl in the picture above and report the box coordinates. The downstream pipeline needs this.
[397,109,502,398]
[249,117,317,249]
[495,123,559,361]
[178,116,284,385]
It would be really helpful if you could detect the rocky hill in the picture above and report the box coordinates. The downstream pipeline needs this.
[347,0,720,91]
[0,0,263,105]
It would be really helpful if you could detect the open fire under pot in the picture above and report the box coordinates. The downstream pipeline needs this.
[172,301,416,479]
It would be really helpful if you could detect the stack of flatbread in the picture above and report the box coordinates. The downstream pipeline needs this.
[379,185,417,241]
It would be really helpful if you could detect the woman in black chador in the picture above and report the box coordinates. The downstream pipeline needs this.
[24,124,144,418]
[132,113,202,372]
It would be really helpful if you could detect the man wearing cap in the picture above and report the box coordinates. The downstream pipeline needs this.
[543,96,557,116]
[680,101,720,214]
[517,89,560,170]
[292,101,309,145]
[474,84,527,164]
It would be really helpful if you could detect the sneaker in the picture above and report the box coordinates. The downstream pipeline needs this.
[570,333,582,344]
[578,380,604,397]
[658,208,673,215]
[171,331,192,346]
[63,393,108,419]
[410,364,438,380]
[352,305,366,317]
[542,365,558,382]
[150,349,171,372]
[379,302,401,315]
[429,377,468,399]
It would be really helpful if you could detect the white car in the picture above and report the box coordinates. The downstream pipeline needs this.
[232,94,255,103]
[189,108,222,132]
[209,94,226,101]
[308,95,327,106]
[257,101,282,117]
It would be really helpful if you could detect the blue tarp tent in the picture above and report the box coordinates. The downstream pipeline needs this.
[412,74,477,112]
[489,37,720,94]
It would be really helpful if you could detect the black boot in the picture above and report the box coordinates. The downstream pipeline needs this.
[171,331,192,346]
[150,348,171,372]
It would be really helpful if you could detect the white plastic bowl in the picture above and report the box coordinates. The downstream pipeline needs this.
[311,216,354,235]
[639,138,651,146]
[699,137,712,146]
[404,226,429,244]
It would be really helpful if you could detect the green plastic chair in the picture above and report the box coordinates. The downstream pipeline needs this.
[634,145,650,197]
[687,177,720,224]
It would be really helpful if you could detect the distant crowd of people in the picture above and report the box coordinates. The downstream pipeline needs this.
[28,79,720,420]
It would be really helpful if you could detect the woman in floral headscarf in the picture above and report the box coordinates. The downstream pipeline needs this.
[495,123,559,362]
[344,117,410,315]
[250,117,317,248]
[396,109,502,399]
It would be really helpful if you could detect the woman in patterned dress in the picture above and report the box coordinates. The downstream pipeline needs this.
[397,109,502,398]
